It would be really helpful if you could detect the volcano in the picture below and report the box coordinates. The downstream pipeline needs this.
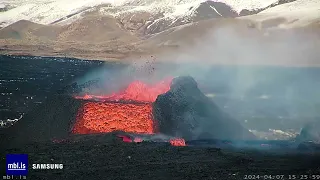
[3,75,255,148]
[72,76,255,141]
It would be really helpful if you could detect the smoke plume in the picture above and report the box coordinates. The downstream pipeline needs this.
[76,20,320,140]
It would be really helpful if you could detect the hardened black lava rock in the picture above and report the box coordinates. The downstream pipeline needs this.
[1,94,84,148]
[152,76,256,141]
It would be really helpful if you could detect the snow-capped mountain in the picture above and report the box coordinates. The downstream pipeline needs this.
[0,0,320,65]
[0,0,295,32]
[101,0,240,35]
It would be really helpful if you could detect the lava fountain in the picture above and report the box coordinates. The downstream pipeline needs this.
[72,78,172,135]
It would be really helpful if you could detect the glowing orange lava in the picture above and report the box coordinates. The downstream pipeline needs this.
[72,78,172,135]
[75,78,172,103]
[169,138,186,146]
[72,102,155,134]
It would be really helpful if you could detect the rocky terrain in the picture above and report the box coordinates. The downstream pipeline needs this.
[2,137,320,180]
[0,0,320,66]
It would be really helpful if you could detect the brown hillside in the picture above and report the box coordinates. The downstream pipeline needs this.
[57,15,140,43]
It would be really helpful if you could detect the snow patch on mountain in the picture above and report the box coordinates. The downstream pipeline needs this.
[217,0,280,13]
[261,0,319,13]
[111,0,211,17]
[0,0,115,27]
[103,0,282,19]
[241,0,320,28]
[111,0,281,14]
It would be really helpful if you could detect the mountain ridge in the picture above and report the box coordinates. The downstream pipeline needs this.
[1,0,320,66]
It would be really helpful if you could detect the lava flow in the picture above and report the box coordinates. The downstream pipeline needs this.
[72,78,172,135]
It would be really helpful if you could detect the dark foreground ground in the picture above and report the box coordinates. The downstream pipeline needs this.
[2,138,320,180]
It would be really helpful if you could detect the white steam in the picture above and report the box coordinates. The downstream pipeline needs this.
[76,20,320,141]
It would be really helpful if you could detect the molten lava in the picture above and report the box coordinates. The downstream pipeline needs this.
[72,102,155,134]
[72,78,172,135]
[75,78,172,103]
[169,138,186,147]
